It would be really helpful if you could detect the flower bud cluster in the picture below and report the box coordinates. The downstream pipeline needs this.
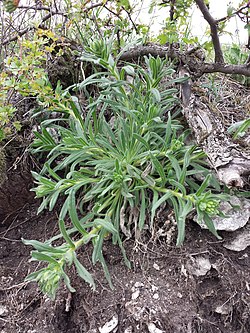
[198,199,219,216]
[35,266,62,299]
[113,172,123,183]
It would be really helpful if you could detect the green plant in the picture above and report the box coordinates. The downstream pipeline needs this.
[228,118,250,139]
[3,0,20,13]
[0,30,60,142]
[223,43,250,85]
[0,29,81,142]
[24,39,229,299]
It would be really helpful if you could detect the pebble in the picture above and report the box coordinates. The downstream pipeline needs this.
[0,305,8,316]
[99,314,118,333]
[151,285,158,292]
[147,322,164,333]
[131,289,140,300]
[153,263,160,270]
[153,293,159,299]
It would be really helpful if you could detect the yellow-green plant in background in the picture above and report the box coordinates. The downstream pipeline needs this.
[0,30,70,141]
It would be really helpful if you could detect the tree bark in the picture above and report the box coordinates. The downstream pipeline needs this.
[119,44,250,77]
[179,68,250,188]
[194,0,224,64]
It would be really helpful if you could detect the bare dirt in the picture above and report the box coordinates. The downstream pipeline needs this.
[0,136,249,333]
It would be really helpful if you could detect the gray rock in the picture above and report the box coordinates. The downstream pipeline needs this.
[198,196,250,231]
[186,256,211,276]
[223,228,250,251]
[99,314,118,333]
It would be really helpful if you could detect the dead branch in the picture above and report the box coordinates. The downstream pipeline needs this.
[17,6,65,13]
[203,62,250,76]
[2,11,65,45]
[1,2,105,46]
[119,44,250,77]
[215,4,249,23]
[194,0,224,64]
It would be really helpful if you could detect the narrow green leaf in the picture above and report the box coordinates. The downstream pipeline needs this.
[203,214,222,239]
[59,219,75,248]
[22,239,65,254]
[169,179,186,195]
[150,153,167,185]
[25,268,46,282]
[139,189,146,230]
[167,155,181,180]
[73,256,95,289]
[151,88,161,102]
[61,271,76,293]
[133,133,150,149]
[94,218,117,234]
[99,252,114,289]
[123,65,135,76]
[44,163,62,181]
[49,190,60,211]
[68,190,88,235]
[176,200,192,246]
[233,119,250,138]
[176,216,185,246]
[151,191,171,224]
[31,251,59,265]
[196,174,211,196]
[92,231,104,264]
[59,196,70,220]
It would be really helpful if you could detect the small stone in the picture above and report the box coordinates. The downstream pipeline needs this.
[153,293,159,299]
[99,314,118,333]
[125,302,145,321]
[0,305,8,316]
[181,264,188,277]
[215,304,232,315]
[239,253,248,259]
[223,228,250,252]
[131,289,140,300]
[187,256,211,277]
[151,285,158,292]
[147,322,164,333]
[153,263,160,270]
[177,292,183,298]
[134,282,144,288]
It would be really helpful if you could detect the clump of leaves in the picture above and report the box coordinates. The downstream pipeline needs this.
[24,38,228,299]
[3,0,20,13]
[223,43,250,86]
[0,30,64,142]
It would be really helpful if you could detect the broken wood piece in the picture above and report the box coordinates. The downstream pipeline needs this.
[179,67,250,188]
